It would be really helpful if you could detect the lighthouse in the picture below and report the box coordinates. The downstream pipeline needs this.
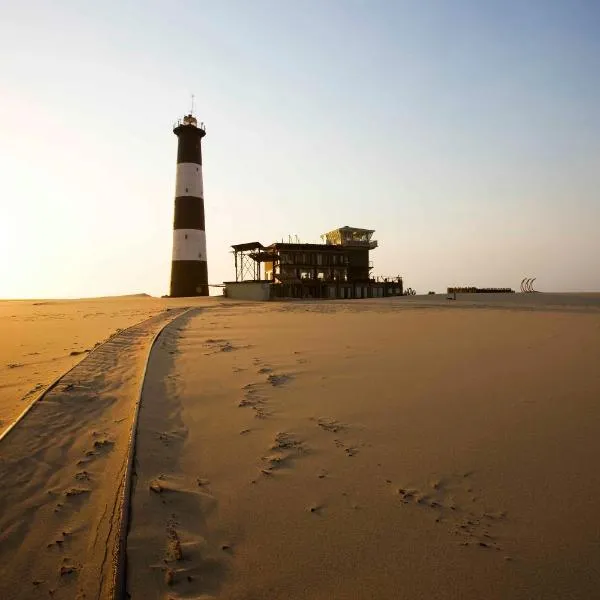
[170,112,208,297]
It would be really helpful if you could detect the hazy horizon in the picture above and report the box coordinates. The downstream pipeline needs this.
[2,0,599,299]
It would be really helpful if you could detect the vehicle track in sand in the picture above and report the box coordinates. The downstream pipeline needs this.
[0,307,197,600]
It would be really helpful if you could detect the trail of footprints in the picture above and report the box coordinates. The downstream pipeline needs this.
[148,479,230,594]
[392,473,509,552]
[237,361,295,420]
[203,338,251,355]
[235,356,362,479]
[234,354,510,558]
[248,418,509,557]
[148,343,510,597]
[34,429,117,593]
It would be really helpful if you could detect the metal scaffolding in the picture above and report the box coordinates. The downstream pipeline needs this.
[231,242,278,282]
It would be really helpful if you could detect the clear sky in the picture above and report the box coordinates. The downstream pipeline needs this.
[1,0,599,298]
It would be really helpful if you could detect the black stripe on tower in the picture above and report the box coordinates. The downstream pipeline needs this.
[170,261,209,297]
[176,125,203,164]
[173,196,205,230]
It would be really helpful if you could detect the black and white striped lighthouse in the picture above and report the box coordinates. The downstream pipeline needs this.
[170,112,208,297]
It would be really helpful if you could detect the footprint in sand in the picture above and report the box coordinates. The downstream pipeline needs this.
[93,438,114,451]
[59,564,78,576]
[22,383,44,400]
[149,479,165,494]
[333,438,359,457]
[314,417,346,434]
[48,531,73,549]
[238,384,271,419]
[74,471,90,481]
[253,406,269,419]
[205,339,249,354]
[165,526,183,562]
[258,432,307,477]
[64,487,91,498]
[267,373,293,387]
[238,383,261,406]
[157,517,229,591]
[158,430,188,446]
[77,438,114,465]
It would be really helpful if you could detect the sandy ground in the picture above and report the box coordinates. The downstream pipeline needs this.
[2,293,600,599]
[0,307,199,600]
[126,295,600,599]
[0,295,210,436]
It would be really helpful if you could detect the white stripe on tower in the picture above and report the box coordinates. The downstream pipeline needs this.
[172,229,207,261]
[170,113,208,297]
[175,163,204,199]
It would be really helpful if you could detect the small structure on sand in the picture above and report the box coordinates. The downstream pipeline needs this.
[447,287,515,294]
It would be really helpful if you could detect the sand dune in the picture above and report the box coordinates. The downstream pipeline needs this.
[0,306,196,599]
[126,296,600,599]
[0,296,211,436]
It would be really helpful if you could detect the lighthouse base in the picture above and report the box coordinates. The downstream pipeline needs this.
[170,261,209,297]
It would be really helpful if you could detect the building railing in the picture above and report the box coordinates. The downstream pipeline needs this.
[173,118,206,132]
[332,239,378,249]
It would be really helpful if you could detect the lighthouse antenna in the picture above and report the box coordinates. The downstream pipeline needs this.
[190,94,195,116]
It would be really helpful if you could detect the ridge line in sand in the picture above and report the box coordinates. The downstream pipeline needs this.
[112,307,197,600]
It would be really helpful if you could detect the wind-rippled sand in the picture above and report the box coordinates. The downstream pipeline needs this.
[125,294,600,599]
[0,295,208,436]
[0,307,195,599]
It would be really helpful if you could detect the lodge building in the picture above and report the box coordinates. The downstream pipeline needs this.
[225,226,403,301]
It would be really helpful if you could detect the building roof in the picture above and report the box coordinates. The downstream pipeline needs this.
[324,225,375,234]
[231,242,265,251]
